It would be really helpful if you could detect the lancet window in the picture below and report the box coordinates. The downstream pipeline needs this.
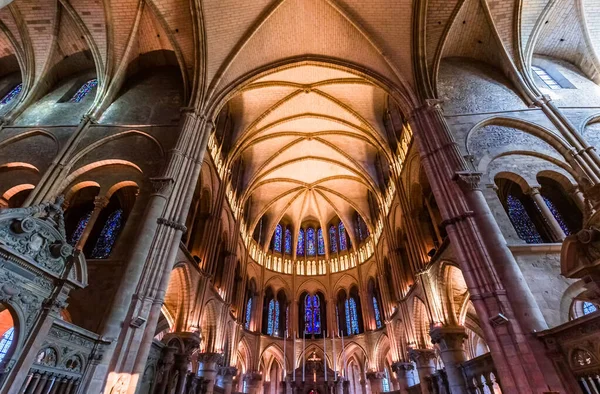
[69,210,92,246]
[373,296,382,329]
[69,79,98,103]
[297,229,305,256]
[90,209,123,259]
[506,195,543,244]
[285,228,292,254]
[273,224,282,252]
[339,222,348,251]
[304,294,321,335]
[345,298,359,335]
[329,225,338,253]
[244,298,252,330]
[317,228,325,255]
[0,83,22,105]
[267,299,280,336]
[307,228,316,256]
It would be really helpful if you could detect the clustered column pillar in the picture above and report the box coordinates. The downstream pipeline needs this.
[430,325,468,394]
[409,349,436,394]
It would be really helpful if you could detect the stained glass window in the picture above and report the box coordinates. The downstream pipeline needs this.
[373,296,382,329]
[345,299,351,335]
[506,195,543,244]
[583,301,598,315]
[90,209,123,259]
[305,294,321,334]
[244,298,252,330]
[274,224,282,252]
[307,228,316,256]
[267,299,280,336]
[542,196,571,235]
[0,83,22,105]
[329,225,338,253]
[69,210,92,246]
[69,79,98,103]
[297,229,305,256]
[285,228,292,254]
[382,369,390,392]
[317,228,325,255]
[349,297,359,335]
[339,222,348,251]
[0,327,14,364]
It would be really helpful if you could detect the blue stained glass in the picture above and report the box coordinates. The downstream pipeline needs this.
[0,327,14,364]
[267,299,280,336]
[583,301,597,315]
[329,225,338,253]
[307,228,316,256]
[349,297,359,335]
[345,299,351,335]
[339,222,348,251]
[274,224,282,252]
[506,195,543,244]
[0,83,22,105]
[305,294,320,334]
[285,228,292,254]
[69,79,98,103]
[373,296,382,329]
[542,196,571,235]
[245,298,252,330]
[297,229,305,256]
[90,209,123,259]
[317,228,325,255]
[69,210,92,246]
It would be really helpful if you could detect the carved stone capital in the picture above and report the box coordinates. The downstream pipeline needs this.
[93,196,110,209]
[453,171,483,192]
[243,371,263,383]
[150,177,175,197]
[429,325,467,350]
[219,366,238,377]
[366,371,386,380]
[408,348,437,366]
[197,352,223,365]
[391,361,414,373]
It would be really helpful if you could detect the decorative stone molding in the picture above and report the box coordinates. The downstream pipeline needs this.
[197,352,224,365]
[408,348,437,365]
[365,371,386,380]
[156,217,187,232]
[150,177,175,197]
[391,361,414,373]
[430,325,467,350]
[219,366,238,377]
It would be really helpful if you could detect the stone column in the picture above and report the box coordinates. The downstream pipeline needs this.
[32,373,49,394]
[154,346,177,394]
[526,187,566,241]
[219,366,237,394]
[409,349,436,394]
[243,372,263,394]
[24,372,41,394]
[430,326,468,394]
[74,195,109,250]
[409,100,566,393]
[392,362,415,394]
[365,371,385,394]
[173,353,191,394]
[197,353,223,394]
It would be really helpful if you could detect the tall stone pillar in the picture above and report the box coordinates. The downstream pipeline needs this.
[153,346,177,394]
[219,367,238,394]
[526,187,566,241]
[409,100,566,393]
[430,326,468,394]
[365,371,385,394]
[392,361,415,394]
[197,353,223,394]
[409,349,436,394]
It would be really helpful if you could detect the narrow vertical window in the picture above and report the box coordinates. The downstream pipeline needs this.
[90,209,123,259]
[0,327,14,363]
[506,195,543,244]
[532,66,561,90]
[339,222,348,251]
[69,79,98,103]
[373,296,382,329]
[284,228,292,254]
[297,229,305,256]
[349,297,359,334]
[305,295,314,334]
[69,210,92,246]
[542,196,571,235]
[273,224,282,252]
[329,225,338,253]
[317,228,325,255]
[244,298,252,330]
[304,294,321,334]
[267,299,280,336]
[0,83,22,105]
[307,228,316,256]
[345,299,351,335]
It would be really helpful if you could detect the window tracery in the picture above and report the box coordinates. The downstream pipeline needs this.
[0,83,22,105]
[91,209,123,259]
[69,79,98,103]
